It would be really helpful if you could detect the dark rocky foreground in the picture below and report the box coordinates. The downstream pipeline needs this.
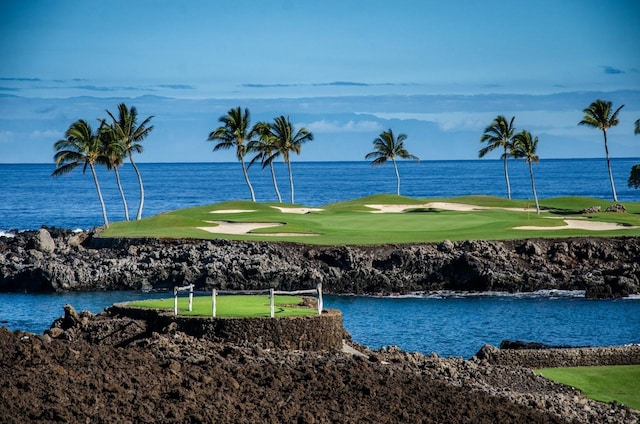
[1,229,639,298]
[1,306,638,423]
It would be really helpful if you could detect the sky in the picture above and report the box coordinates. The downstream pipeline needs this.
[0,0,639,163]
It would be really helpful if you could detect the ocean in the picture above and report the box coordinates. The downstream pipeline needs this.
[1,158,639,357]
[1,158,639,231]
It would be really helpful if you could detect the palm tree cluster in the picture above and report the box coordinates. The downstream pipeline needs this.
[52,103,154,228]
[207,107,313,204]
[479,115,541,213]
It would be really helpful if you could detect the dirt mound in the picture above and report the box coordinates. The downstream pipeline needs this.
[1,310,638,423]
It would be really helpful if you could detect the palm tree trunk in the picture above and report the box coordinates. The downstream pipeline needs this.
[287,158,295,204]
[392,158,401,195]
[89,164,109,228]
[528,162,540,215]
[240,157,256,202]
[602,130,618,202]
[129,153,145,220]
[269,161,282,203]
[113,166,129,221]
[503,148,511,200]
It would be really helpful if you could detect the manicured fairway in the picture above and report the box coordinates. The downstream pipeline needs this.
[536,365,640,410]
[101,194,640,245]
[129,295,317,318]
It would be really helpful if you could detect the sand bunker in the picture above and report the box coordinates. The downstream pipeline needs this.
[271,206,324,214]
[198,221,315,236]
[365,203,530,213]
[514,219,636,231]
[209,209,256,214]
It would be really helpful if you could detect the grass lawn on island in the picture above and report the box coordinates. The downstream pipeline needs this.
[536,365,640,410]
[129,295,318,318]
[101,194,640,245]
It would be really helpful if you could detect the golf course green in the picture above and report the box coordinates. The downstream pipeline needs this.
[101,194,640,244]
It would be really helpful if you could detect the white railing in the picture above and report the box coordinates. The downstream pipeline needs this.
[173,282,323,317]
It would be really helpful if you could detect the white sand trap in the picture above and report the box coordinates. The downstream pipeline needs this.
[209,209,256,214]
[198,221,316,236]
[271,206,324,214]
[515,219,636,231]
[366,203,531,213]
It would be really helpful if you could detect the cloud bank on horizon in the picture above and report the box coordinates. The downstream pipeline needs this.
[0,0,639,163]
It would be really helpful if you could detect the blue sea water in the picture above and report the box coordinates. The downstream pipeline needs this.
[1,159,639,357]
[1,158,639,230]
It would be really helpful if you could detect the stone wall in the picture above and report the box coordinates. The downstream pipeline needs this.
[108,303,346,351]
[475,344,640,368]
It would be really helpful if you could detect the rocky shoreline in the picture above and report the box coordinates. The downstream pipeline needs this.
[1,305,638,423]
[1,229,639,298]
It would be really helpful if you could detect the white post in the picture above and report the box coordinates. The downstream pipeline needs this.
[212,288,217,317]
[173,287,178,316]
[270,288,275,318]
[317,282,323,315]
[188,285,193,312]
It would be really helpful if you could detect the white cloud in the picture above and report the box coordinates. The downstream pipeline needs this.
[303,119,382,133]
[0,130,15,143]
[31,129,60,139]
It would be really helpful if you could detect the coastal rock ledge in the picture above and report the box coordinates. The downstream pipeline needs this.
[1,229,639,298]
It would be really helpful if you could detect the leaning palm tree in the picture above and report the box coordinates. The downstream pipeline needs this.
[99,121,129,221]
[248,122,282,203]
[479,115,516,199]
[106,103,154,220]
[269,115,314,204]
[512,130,541,214]
[635,118,640,135]
[578,99,624,202]
[52,119,110,228]
[630,119,640,189]
[208,107,256,202]
[365,129,419,196]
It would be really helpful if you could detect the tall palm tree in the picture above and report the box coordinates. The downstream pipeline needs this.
[635,118,640,135]
[52,119,110,228]
[479,115,516,199]
[99,121,129,221]
[248,122,282,203]
[106,103,154,220]
[269,115,314,204]
[630,119,640,189]
[578,99,624,202]
[365,129,418,196]
[512,130,541,214]
[208,107,256,202]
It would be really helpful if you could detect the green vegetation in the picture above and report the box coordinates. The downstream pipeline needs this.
[479,115,516,200]
[365,129,419,196]
[129,295,316,318]
[100,194,640,245]
[536,365,640,410]
[578,99,625,202]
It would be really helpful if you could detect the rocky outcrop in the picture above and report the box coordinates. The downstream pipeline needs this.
[1,229,639,298]
[1,313,638,423]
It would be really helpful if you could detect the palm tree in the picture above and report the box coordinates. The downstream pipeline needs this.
[52,119,110,228]
[635,118,640,135]
[248,122,282,203]
[99,121,129,221]
[630,119,640,189]
[207,107,256,202]
[269,115,314,204]
[106,103,154,220]
[512,130,541,214]
[479,115,516,199]
[365,129,419,196]
[578,99,624,202]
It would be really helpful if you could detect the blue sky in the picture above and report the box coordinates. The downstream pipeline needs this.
[1,0,639,163]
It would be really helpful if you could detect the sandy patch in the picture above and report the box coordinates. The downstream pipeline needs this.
[365,203,532,213]
[514,219,636,231]
[271,206,324,214]
[198,221,316,236]
[209,209,256,214]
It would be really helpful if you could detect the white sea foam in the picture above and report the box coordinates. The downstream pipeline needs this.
[0,230,16,238]
[371,290,587,299]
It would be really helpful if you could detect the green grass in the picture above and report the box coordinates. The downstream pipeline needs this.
[536,365,640,410]
[101,194,640,245]
[129,294,317,318]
